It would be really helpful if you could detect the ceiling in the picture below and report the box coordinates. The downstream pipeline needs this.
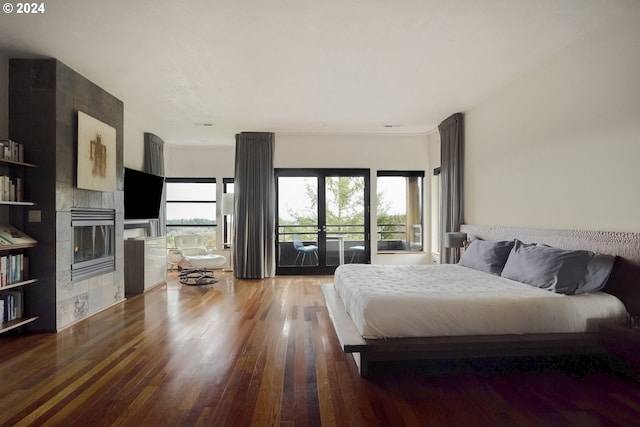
[0,0,637,147]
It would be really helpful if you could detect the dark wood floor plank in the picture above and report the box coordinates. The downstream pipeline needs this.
[1,271,639,426]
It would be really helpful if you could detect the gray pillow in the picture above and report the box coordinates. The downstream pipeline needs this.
[458,239,514,275]
[501,240,593,294]
[574,253,616,294]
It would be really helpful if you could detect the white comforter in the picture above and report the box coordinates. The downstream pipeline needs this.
[333,264,629,339]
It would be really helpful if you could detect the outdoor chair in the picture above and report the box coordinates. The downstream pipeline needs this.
[293,234,318,266]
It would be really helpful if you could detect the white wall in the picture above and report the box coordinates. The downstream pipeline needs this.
[122,109,147,170]
[465,4,640,233]
[166,144,235,178]
[275,133,428,170]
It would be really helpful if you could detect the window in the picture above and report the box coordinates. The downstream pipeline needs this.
[376,171,424,251]
[165,178,217,248]
[222,178,234,247]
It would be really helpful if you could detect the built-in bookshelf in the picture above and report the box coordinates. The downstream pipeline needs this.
[0,143,38,334]
[0,251,38,333]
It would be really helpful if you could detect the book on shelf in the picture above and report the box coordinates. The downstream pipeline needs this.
[0,291,22,322]
[0,175,24,202]
[0,139,25,163]
[0,224,36,247]
[16,177,23,202]
[0,253,28,286]
[9,291,22,320]
[1,176,9,201]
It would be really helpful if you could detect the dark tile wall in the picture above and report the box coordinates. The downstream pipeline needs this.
[8,59,125,331]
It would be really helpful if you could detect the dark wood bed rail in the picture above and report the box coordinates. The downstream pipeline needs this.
[322,282,602,376]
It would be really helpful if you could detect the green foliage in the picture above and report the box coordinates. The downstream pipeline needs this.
[279,176,393,241]
[376,186,401,238]
[377,213,405,240]
[325,176,365,226]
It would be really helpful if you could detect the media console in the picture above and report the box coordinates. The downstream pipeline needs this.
[124,237,167,295]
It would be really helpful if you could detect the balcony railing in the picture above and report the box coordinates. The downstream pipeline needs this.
[277,222,422,252]
[278,224,365,241]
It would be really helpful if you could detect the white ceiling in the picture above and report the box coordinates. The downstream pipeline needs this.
[0,0,637,147]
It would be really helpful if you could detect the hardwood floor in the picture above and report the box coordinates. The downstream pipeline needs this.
[1,271,639,426]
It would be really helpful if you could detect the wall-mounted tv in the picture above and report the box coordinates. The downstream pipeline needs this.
[124,168,165,220]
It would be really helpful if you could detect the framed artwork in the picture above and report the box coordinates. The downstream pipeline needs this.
[77,111,116,192]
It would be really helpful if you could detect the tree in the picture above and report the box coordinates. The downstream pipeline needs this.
[280,176,394,241]
[376,191,405,241]
[325,176,365,228]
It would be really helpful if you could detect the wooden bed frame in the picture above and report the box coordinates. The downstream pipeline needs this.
[322,224,640,376]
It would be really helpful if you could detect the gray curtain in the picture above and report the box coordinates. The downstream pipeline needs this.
[233,132,276,278]
[143,132,166,236]
[143,132,165,176]
[439,113,464,264]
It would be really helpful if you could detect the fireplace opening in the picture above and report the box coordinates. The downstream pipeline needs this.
[71,209,115,281]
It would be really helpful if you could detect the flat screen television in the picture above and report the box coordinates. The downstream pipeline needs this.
[124,168,165,220]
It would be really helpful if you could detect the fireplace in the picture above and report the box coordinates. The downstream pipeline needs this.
[71,209,115,281]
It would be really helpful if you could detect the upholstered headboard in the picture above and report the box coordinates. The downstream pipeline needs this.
[460,224,640,317]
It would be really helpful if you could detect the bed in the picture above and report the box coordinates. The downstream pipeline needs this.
[321,224,640,376]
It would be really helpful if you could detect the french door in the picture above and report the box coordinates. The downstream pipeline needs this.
[275,169,370,275]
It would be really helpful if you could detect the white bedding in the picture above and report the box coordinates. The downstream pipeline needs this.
[333,264,629,339]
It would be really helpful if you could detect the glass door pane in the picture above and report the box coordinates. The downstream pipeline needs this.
[276,169,370,275]
[277,176,319,268]
[325,176,366,266]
